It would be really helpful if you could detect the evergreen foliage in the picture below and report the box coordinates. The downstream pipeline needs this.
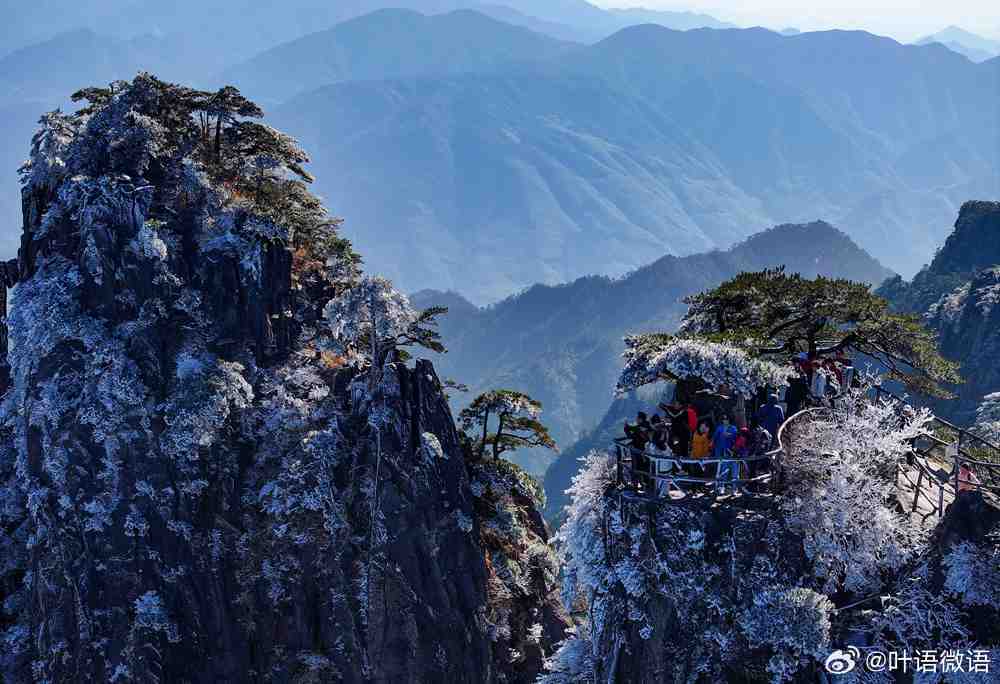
[459,390,556,461]
[324,275,446,386]
[678,267,961,396]
[64,74,359,289]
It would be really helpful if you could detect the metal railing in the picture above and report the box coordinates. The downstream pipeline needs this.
[871,385,1000,504]
[610,386,1000,511]
[613,438,776,497]
[611,407,827,502]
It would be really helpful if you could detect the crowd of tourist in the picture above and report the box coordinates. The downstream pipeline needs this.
[620,352,859,496]
[621,389,778,495]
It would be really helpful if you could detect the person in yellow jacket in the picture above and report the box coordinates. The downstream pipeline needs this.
[691,422,713,459]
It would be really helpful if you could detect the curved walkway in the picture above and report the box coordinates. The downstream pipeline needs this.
[613,390,1000,513]
[612,408,818,503]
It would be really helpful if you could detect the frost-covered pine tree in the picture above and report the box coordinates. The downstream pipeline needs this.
[679,268,961,396]
[324,275,446,388]
[617,334,794,398]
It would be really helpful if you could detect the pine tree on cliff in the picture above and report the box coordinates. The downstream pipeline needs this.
[324,275,447,388]
[459,390,556,461]
[621,267,960,398]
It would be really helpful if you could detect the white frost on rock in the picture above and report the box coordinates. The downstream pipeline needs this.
[420,432,446,463]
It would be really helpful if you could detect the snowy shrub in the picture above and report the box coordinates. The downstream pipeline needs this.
[159,356,253,476]
[454,510,473,533]
[782,380,929,593]
[869,574,970,651]
[539,626,596,684]
[942,540,1000,608]
[617,334,793,398]
[133,591,179,643]
[972,393,1000,444]
[17,110,78,191]
[739,587,833,683]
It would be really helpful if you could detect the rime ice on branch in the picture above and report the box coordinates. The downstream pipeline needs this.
[616,334,794,398]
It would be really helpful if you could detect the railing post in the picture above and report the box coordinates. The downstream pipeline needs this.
[912,469,924,513]
[955,432,962,496]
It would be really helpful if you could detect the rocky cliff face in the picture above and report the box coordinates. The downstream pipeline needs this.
[568,491,1000,683]
[0,75,564,683]
[880,201,1000,423]
[925,266,1000,423]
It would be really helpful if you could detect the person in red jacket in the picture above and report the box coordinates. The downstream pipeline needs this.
[733,426,751,458]
[686,403,698,433]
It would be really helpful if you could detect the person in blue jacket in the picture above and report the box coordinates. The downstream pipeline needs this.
[712,414,739,494]
[711,414,737,458]
[756,394,785,447]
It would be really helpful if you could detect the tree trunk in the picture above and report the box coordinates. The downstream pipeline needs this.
[215,115,223,159]
[493,414,506,460]
[479,409,490,460]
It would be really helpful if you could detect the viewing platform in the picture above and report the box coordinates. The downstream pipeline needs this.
[612,406,810,505]
[613,390,1000,513]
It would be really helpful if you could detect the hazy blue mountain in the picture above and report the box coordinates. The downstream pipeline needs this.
[4,14,998,300]
[0,5,738,259]
[917,26,1000,62]
[605,7,735,31]
[472,4,585,42]
[930,41,994,63]
[273,70,773,303]
[488,0,734,39]
[220,9,576,104]
[412,221,892,477]
[0,0,125,54]
[273,25,998,302]
[0,28,171,105]
[1,0,733,59]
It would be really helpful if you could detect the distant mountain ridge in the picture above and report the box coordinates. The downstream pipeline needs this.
[3,9,998,306]
[916,26,1000,62]
[0,0,735,58]
[273,24,998,301]
[220,9,576,104]
[1,4,735,261]
[414,220,892,477]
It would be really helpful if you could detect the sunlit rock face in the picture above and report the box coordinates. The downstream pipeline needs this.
[0,75,565,683]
